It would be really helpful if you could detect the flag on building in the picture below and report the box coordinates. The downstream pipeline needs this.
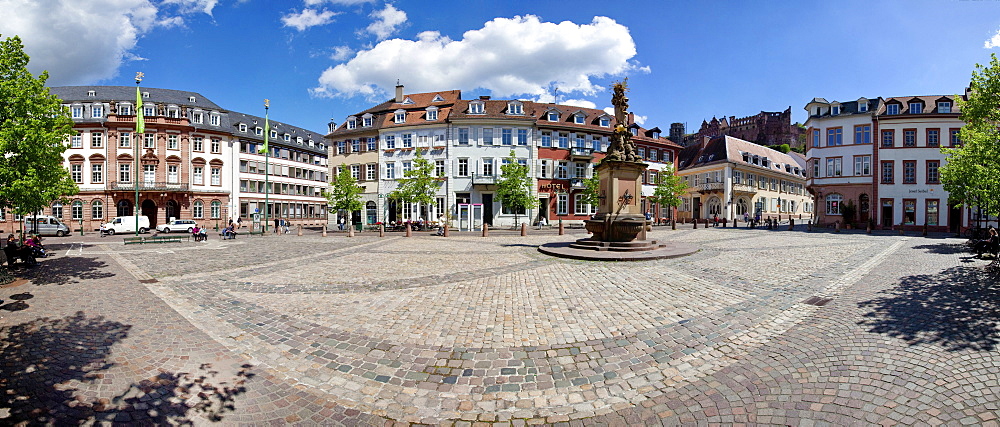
[135,86,145,134]
[259,112,270,154]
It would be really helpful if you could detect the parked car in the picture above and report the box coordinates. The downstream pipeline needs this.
[102,216,151,235]
[22,215,72,237]
[156,219,197,234]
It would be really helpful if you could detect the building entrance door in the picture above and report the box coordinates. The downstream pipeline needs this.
[693,197,702,220]
[482,194,494,226]
[881,200,893,229]
[949,203,962,234]
[141,199,158,229]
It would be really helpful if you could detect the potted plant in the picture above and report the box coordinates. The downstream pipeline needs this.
[840,200,857,229]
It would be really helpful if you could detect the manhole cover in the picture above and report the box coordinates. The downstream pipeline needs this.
[802,296,832,306]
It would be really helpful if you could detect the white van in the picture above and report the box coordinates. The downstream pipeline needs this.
[102,216,150,235]
[23,215,72,237]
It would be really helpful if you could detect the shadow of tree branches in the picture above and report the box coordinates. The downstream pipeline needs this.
[15,253,116,286]
[858,266,1000,351]
[0,311,253,424]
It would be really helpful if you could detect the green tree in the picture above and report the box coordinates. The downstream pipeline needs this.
[581,168,601,207]
[326,166,364,229]
[389,149,438,221]
[494,149,537,227]
[645,166,687,222]
[0,35,78,227]
[941,53,1000,219]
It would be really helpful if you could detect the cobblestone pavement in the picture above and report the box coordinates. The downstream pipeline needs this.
[1,226,998,425]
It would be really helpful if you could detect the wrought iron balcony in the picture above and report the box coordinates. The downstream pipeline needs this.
[570,147,595,160]
[109,181,190,192]
[471,173,496,185]
[570,178,587,189]
[699,182,725,192]
[732,183,757,194]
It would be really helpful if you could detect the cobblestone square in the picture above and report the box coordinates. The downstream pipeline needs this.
[1,227,998,425]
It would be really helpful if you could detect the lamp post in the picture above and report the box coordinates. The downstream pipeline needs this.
[263,99,270,234]
[134,72,143,236]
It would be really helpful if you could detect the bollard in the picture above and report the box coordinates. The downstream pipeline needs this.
[835,220,841,233]
[558,221,564,235]
[521,222,527,236]
[298,224,303,236]
[733,218,738,228]
[405,223,412,237]
[348,225,354,237]
[807,220,813,232]
[483,223,489,237]
[693,219,698,229]
[788,218,794,230]
[379,223,385,238]
[722,218,727,228]
[867,222,872,234]
[322,224,327,237]
[898,222,905,236]
[671,219,676,230]
[443,224,449,237]
[922,222,928,237]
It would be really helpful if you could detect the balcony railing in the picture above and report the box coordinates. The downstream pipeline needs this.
[471,173,496,185]
[700,182,725,192]
[732,183,757,193]
[570,178,587,189]
[570,147,595,159]
[109,181,190,192]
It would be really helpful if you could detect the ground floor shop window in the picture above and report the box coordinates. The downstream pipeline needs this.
[825,194,842,215]
[92,200,103,220]
[903,199,916,225]
[926,199,939,226]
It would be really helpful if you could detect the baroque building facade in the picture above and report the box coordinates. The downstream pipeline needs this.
[0,86,328,233]
[326,86,682,229]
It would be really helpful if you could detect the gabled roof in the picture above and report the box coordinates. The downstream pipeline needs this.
[450,99,537,121]
[877,95,962,115]
[678,135,806,176]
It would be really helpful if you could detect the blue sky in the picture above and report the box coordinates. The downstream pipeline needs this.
[3,0,1000,134]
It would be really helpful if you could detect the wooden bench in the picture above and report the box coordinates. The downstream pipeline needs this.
[123,237,144,245]
[246,230,264,236]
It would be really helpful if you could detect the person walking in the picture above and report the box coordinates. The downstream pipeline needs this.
[274,218,280,234]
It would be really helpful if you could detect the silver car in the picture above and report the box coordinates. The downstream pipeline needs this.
[156,219,198,233]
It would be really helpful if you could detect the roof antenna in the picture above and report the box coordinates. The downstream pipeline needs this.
[552,84,559,105]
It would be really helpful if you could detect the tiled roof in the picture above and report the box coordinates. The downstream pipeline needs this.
[449,99,537,121]
[679,135,806,178]
[228,111,326,154]
[50,86,222,109]
[877,95,962,115]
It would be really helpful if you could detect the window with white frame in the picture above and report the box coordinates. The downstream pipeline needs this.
[557,194,568,215]
[211,138,220,153]
[91,163,103,183]
[435,160,445,177]
[507,102,523,115]
[548,111,559,121]
[351,164,360,180]
[71,135,82,148]
[193,112,203,124]
[517,129,528,145]
[574,114,585,124]
[384,135,395,149]
[71,164,83,183]
[394,110,405,123]
[168,165,178,183]
[367,138,377,151]
[210,114,220,126]
[826,158,842,176]
[193,136,203,151]
[211,168,221,185]
[502,129,513,145]
[909,102,923,114]
[363,115,373,127]
[193,201,204,218]
[469,102,484,114]
[92,105,104,118]
[119,163,131,182]
[402,134,412,148]
[351,139,361,152]
[539,160,549,178]
[72,201,83,220]
[119,132,131,148]
[937,102,951,113]
[71,106,83,118]
[482,158,493,176]
[385,162,395,179]
[457,158,469,176]
[426,108,438,121]
[402,161,412,174]
[143,164,155,183]
[51,202,63,218]
[144,105,155,117]
[366,164,377,180]
[557,161,568,179]
[346,118,357,129]
[854,155,871,176]
[211,201,221,219]
[541,131,551,147]
[92,201,103,220]
[482,128,493,145]
[886,104,900,115]
[193,166,203,185]
[458,128,469,145]
[558,133,569,148]
[825,194,843,215]
[91,132,103,148]
[600,117,611,127]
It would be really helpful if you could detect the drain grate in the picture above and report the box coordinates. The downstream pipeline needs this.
[802,296,832,306]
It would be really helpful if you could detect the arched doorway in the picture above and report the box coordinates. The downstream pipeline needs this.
[165,200,180,222]
[141,199,158,228]
[116,199,133,217]
[858,194,870,223]
[735,198,749,217]
[707,196,722,217]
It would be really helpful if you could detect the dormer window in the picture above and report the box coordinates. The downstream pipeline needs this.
[401,97,414,105]
[858,99,868,112]
[362,114,373,127]
[346,117,357,129]
[507,102,523,115]
[574,113,585,124]
[938,101,952,113]
[394,109,405,124]
[630,127,638,136]
[270,129,277,139]
[831,105,840,115]
[143,105,155,117]
[284,133,291,142]
[742,153,750,163]
[210,114,220,126]
[599,117,611,127]
[142,92,150,99]
[753,155,760,165]
[255,127,263,136]
[118,104,132,116]
[92,105,104,118]
[431,94,444,102]
[309,140,315,147]
[548,111,559,122]
[188,96,196,103]
[87,90,96,97]
[909,102,923,114]
[239,123,247,133]
[886,104,900,115]
[297,137,303,144]
[166,107,179,118]
[469,102,484,114]
[651,131,660,139]
[426,107,438,121]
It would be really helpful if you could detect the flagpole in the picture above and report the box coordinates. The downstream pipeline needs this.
[134,72,144,236]
[263,99,270,235]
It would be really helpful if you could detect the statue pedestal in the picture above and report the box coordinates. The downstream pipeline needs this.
[585,160,647,242]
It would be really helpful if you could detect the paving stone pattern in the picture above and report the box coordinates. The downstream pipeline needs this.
[1,228,998,425]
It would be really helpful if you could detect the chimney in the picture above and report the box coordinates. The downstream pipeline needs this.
[395,81,404,103]
[479,95,491,100]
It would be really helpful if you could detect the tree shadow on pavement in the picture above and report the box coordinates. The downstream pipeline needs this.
[17,255,116,286]
[0,312,254,424]
[858,266,1000,351]
[912,242,970,255]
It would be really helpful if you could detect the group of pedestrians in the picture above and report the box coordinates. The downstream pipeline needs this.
[3,233,46,266]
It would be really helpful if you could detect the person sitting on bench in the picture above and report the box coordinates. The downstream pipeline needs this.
[222,225,236,239]
[973,227,999,259]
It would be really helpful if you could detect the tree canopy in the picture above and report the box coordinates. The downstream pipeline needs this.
[325,165,364,223]
[0,35,78,216]
[389,149,438,214]
[646,165,687,211]
[581,168,601,207]
[941,53,1000,217]
[494,149,537,226]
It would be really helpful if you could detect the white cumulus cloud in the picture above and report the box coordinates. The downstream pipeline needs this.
[365,4,406,40]
[161,0,217,15]
[312,15,641,101]
[985,28,1000,49]
[330,45,354,61]
[0,0,165,85]
[305,0,374,5]
[282,8,340,31]
[563,99,597,109]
